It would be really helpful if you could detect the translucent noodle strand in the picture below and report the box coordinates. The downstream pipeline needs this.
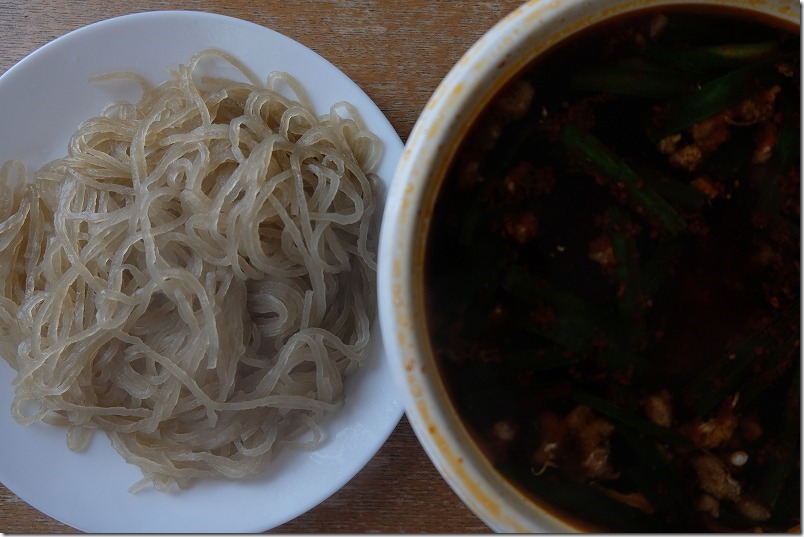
[0,48,382,492]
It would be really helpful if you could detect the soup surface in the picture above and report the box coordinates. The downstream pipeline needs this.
[425,6,800,532]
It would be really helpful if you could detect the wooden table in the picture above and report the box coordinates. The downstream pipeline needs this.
[0,0,527,533]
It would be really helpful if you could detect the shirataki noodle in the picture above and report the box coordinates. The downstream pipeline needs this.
[0,48,382,492]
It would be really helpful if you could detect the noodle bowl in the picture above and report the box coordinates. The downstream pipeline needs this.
[0,48,382,492]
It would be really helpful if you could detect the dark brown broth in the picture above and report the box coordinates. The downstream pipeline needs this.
[425,5,800,532]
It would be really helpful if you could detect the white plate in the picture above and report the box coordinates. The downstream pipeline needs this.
[0,10,404,533]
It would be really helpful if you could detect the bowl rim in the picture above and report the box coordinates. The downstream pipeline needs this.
[378,0,801,531]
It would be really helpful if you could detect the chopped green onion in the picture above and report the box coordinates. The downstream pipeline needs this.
[608,207,645,320]
[638,169,709,210]
[706,41,779,60]
[559,124,687,236]
[684,301,799,416]
[648,58,779,141]
[502,263,627,351]
[571,59,697,98]
[644,41,778,75]
[572,390,693,447]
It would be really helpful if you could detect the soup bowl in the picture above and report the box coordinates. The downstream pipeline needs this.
[378,0,800,532]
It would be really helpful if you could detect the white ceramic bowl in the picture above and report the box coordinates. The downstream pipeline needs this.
[378,0,800,532]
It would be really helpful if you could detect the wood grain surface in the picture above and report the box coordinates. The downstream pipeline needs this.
[0,0,527,533]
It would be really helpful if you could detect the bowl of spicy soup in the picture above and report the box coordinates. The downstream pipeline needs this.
[379,0,801,532]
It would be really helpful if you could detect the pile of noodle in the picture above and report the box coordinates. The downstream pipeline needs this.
[0,49,382,492]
